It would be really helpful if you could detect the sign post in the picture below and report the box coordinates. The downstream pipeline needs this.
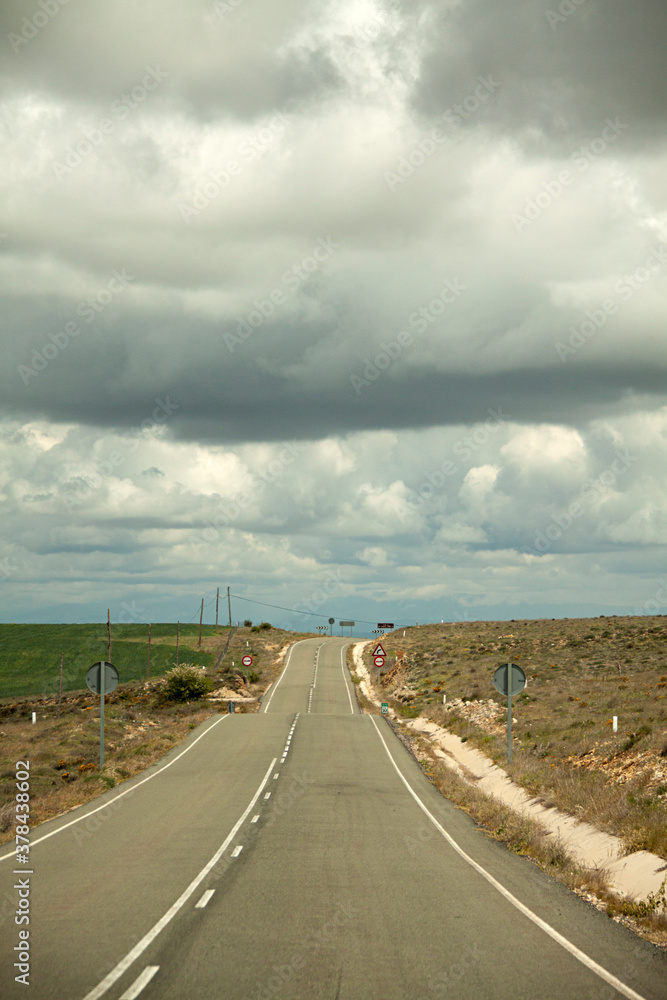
[86,661,119,769]
[328,617,335,636]
[493,663,526,763]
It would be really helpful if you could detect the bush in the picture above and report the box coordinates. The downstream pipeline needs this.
[163,664,213,702]
[244,620,252,627]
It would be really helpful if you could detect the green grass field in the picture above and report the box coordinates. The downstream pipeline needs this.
[0,623,226,698]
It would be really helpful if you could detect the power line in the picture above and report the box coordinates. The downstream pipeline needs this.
[229,593,379,625]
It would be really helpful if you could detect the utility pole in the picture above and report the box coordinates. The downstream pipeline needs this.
[176,620,180,666]
[227,586,232,627]
[216,587,219,628]
[147,623,151,680]
[198,598,204,647]
[58,652,63,716]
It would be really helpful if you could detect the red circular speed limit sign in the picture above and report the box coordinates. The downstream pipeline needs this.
[241,655,253,667]
[374,655,385,668]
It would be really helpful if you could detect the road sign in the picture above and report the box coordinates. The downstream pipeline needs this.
[493,663,526,697]
[372,643,386,657]
[493,663,526,763]
[373,655,385,668]
[377,623,394,629]
[381,703,388,715]
[241,655,253,667]
[328,617,335,624]
[339,620,355,627]
[86,662,119,771]
[86,662,119,695]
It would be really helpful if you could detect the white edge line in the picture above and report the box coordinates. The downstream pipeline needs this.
[368,716,648,1000]
[263,640,305,713]
[0,715,228,862]
[119,965,160,1000]
[194,890,215,909]
[340,643,354,714]
[81,756,278,1000]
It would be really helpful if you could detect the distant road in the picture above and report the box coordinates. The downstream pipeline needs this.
[1,638,665,999]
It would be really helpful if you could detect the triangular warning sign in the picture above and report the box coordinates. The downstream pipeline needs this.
[372,643,385,657]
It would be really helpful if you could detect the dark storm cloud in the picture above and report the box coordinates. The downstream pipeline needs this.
[1,0,341,120]
[1,0,666,624]
[410,0,667,152]
[3,289,666,442]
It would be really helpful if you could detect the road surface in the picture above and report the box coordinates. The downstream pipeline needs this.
[1,637,665,999]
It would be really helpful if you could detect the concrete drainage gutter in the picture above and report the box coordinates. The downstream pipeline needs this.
[351,640,666,906]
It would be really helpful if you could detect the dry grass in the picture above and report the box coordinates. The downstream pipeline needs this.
[0,626,315,844]
[369,615,667,858]
[391,722,667,948]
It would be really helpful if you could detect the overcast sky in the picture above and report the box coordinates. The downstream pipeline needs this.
[1,0,666,633]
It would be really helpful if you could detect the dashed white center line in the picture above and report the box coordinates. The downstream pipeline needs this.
[251,814,259,823]
[81,757,278,1000]
[264,792,271,799]
[231,845,243,858]
[195,890,215,909]
[119,966,159,999]
[273,773,279,779]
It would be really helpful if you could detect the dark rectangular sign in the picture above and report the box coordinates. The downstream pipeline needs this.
[377,622,394,629]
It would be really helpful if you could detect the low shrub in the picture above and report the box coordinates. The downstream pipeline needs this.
[162,664,213,702]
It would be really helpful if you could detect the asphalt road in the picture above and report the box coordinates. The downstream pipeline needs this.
[1,637,666,999]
